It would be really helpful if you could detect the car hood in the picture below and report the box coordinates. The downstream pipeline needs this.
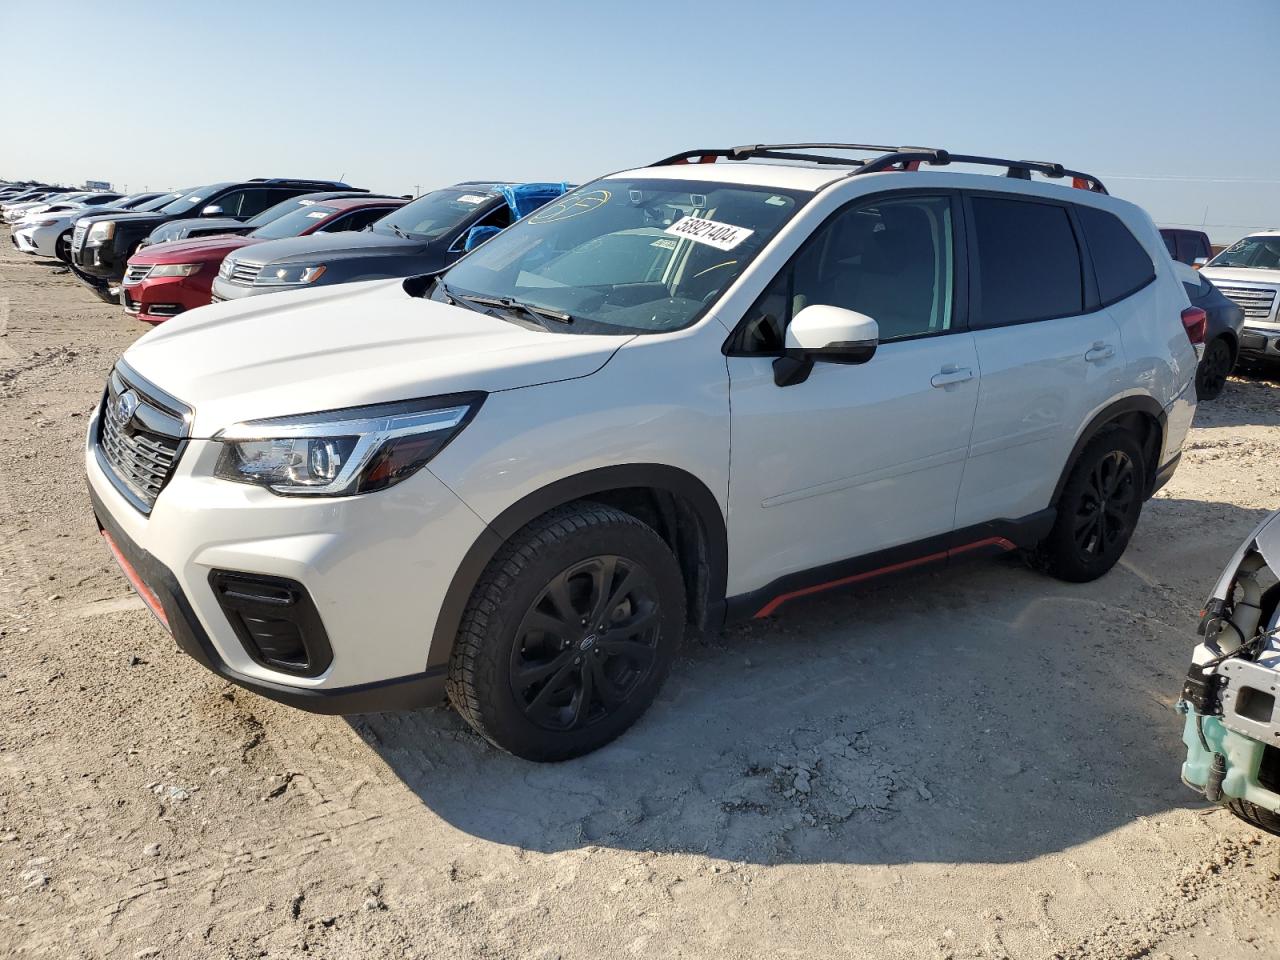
[92,211,168,230]
[122,278,632,435]
[150,217,244,243]
[228,230,417,267]
[1200,266,1280,287]
[131,234,258,265]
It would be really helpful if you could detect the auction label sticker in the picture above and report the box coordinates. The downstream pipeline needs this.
[455,194,491,205]
[664,216,753,251]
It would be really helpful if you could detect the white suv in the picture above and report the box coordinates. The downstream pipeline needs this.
[87,143,1200,760]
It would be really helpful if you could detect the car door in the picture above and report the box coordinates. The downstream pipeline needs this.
[724,192,980,597]
[955,193,1126,530]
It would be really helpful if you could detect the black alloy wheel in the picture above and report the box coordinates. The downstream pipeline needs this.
[1195,337,1233,401]
[448,501,685,761]
[509,555,661,732]
[1036,427,1146,583]
[1072,450,1138,558]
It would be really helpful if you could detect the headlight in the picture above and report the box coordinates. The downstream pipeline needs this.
[87,221,115,244]
[213,394,484,496]
[147,262,201,278]
[255,264,327,286]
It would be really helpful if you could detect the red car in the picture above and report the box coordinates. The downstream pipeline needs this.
[121,195,407,322]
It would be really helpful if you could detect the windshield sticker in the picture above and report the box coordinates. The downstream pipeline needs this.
[765,195,789,206]
[650,238,677,250]
[664,216,754,251]
[455,194,491,205]
[185,195,205,203]
[528,189,611,224]
[306,211,328,218]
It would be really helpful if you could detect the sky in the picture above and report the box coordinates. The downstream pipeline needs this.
[5,0,1278,244]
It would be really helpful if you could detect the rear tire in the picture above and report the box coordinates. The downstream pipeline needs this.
[447,502,685,761]
[1036,427,1145,582]
[1196,336,1234,401]
[1227,798,1280,836]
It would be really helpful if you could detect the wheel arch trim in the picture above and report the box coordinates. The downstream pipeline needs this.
[1050,394,1167,504]
[425,464,728,671]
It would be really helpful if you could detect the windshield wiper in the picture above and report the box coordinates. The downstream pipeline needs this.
[435,280,574,328]
[386,223,411,240]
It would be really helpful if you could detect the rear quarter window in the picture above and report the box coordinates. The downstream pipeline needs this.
[1077,205,1155,305]
[970,196,1084,328]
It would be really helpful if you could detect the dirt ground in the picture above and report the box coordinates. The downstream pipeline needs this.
[1,238,1277,960]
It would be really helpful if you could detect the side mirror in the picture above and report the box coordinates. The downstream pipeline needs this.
[774,305,879,386]
[200,204,224,218]
[1193,257,1208,269]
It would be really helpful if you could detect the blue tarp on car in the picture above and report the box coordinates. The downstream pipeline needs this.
[500,182,570,220]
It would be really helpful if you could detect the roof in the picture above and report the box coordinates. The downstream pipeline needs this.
[605,162,1129,209]
[319,196,407,212]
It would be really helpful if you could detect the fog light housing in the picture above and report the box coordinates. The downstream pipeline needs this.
[208,571,333,676]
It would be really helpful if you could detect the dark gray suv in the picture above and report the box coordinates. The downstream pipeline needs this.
[209,182,567,302]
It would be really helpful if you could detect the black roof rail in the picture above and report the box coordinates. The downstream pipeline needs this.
[649,143,1107,194]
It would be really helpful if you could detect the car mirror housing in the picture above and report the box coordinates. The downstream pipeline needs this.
[774,305,879,386]
[201,204,225,218]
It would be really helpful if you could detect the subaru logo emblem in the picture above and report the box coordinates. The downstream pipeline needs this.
[115,389,140,423]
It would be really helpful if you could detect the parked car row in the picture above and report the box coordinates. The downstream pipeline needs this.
[5,175,573,326]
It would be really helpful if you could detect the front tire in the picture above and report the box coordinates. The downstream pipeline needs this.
[1196,337,1234,401]
[447,502,686,761]
[1036,427,1145,582]
[1227,798,1280,836]
[54,232,71,263]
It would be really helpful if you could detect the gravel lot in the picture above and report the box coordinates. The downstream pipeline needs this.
[1,239,1278,959]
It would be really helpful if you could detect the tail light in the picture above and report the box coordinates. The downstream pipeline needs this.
[1181,306,1207,345]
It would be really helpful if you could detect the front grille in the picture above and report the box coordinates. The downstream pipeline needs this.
[1217,284,1278,323]
[124,264,151,284]
[219,258,263,285]
[95,364,191,514]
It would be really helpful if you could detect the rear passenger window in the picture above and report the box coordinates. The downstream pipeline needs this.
[1077,205,1156,304]
[970,197,1083,328]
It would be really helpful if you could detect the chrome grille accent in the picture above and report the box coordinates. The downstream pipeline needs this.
[95,364,191,514]
[1217,284,1278,323]
[219,258,263,285]
[123,264,152,284]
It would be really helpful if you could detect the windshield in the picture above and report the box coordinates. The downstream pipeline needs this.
[373,188,498,240]
[160,188,217,216]
[250,204,339,240]
[437,178,807,333]
[134,192,185,213]
[1210,235,1280,271]
[242,195,323,230]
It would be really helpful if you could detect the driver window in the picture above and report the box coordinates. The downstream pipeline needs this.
[738,195,955,353]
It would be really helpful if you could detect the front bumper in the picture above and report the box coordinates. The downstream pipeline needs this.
[85,402,488,712]
[122,270,215,322]
[1240,325,1280,358]
[12,224,58,257]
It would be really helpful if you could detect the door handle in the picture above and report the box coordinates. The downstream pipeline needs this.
[930,365,974,388]
[1084,342,1115,363]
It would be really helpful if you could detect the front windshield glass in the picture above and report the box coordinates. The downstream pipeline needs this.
[134,192,185,212]
[160,188,217,216]
[373,188,499,240]
[1210,235,1280,271]
[250,205,339,240]
[438,178,807,333]
[243,196,320,230]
